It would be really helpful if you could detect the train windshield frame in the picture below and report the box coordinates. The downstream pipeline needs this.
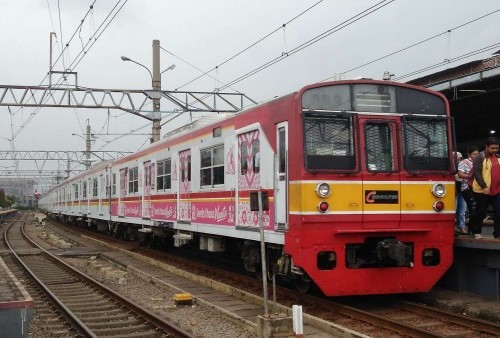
[301,84,451,173]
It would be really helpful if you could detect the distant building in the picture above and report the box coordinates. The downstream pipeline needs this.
[0,178,35,207]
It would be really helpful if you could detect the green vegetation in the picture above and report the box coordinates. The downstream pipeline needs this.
[0,188,16,208]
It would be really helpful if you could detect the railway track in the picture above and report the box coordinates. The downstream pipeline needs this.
[3,212,195,337]
[42,214,500,337]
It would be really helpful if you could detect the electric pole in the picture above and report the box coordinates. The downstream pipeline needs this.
[85,119,91,169]
[152,39,161,143]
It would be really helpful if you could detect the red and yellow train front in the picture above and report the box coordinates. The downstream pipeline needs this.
[284,81,455,296]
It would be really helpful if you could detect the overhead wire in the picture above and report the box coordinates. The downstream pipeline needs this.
[50,0,98,79]
[217,0,395,91]
[319,8,500,82]
[69,0,128,70]
[173,0,324,91]
[165,0,394,114]
[9,0,99,138]
[57,0,67,70]
[393,43,500,81]
[11,0,126,141]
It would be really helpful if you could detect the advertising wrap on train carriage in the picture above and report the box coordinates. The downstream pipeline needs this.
[111,201,118,216]
[123,200,141,217]
[150,200,177,220]
[190,201,235,226]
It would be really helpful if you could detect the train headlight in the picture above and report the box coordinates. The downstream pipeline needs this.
[431,183,446,198]
[315,183,331,198]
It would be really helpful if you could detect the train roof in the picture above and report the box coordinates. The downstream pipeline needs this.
[162,113,233,141]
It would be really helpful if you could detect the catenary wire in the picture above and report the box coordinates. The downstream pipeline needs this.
[174,0,324,90]
[320,8,500,81]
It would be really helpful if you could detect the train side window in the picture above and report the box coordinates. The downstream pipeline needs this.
[180,152,192,183]
[200,144,224,188]
[157,159,172,190]
[278,129,286,174]
[128,167,139,194]
[105,174,110,197]
[73,183,79,199]
[93,178,98,197]
[82,181,87,199]
[252,139,260,173]
[112,173,116,196]
[241,142,248,175]
[120,168,128,196]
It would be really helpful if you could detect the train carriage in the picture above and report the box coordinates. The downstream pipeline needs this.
[39,79,455,296]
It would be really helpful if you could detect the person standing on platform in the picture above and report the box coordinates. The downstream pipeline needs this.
[470,137,500,239]
[457,146,479,234]
[454,151,467,234]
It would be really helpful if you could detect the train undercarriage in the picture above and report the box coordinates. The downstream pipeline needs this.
[48,212,313,292]
[48,212,423,295]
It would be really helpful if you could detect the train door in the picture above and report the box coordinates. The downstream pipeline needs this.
[142,160,153,219]
[361,118,401,228]
[118,168,127,217]
[178,149,191,223]
[275,122,288,230]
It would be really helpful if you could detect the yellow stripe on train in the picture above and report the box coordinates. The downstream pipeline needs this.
[289,181,455,213]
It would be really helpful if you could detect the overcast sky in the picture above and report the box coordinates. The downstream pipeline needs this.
[1,0,499,176]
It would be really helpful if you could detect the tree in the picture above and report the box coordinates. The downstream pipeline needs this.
[5,194,16,207]
[0,188,6,208]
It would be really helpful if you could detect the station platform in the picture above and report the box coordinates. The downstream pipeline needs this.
[0,208,18,221]
[442,224,500,300]
[0,257,33,337]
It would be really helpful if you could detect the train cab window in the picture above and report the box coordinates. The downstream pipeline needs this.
[364,122,395,172]
[304,113,356,171]
[200,145,224,188]
[403,116,450,172]
[128,167,139,194]
[157,159,172,190]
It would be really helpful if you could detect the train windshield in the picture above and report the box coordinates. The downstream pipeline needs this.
[303,112,356,171]
[403,116,451,172]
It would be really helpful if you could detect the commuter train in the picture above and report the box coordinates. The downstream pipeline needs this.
[39,79,456,296]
